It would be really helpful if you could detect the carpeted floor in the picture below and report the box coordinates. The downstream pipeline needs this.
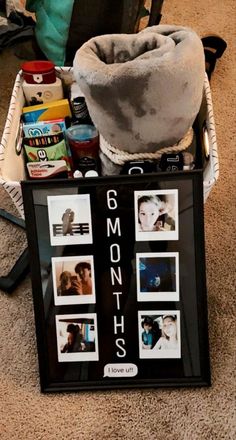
[0,1,235,439]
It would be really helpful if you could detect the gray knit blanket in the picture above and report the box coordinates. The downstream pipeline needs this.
[73,25,205,155]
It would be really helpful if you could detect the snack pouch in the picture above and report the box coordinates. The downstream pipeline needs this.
[23,133,71,171]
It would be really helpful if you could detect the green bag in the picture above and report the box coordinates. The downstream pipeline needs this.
[26,0,164,66]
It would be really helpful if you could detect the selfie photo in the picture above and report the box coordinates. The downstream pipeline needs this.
[52,255,96,305]
[138,311,181,359]
[134,190,178,241]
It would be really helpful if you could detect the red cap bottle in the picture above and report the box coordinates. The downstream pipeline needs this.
[21,61,56,84]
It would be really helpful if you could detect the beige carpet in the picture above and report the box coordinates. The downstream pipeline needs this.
[0,1,235,439]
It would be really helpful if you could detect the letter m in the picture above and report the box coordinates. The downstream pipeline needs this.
[107,218,121,237]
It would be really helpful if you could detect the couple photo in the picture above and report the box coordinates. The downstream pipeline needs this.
[52,255,96,305]
[134,189,179,241]
[56,314,99,362]
[139,311,181,359]
[47,194,93,246]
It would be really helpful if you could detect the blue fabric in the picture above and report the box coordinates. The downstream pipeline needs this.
[142,331,153,346]
[26,0,74,65]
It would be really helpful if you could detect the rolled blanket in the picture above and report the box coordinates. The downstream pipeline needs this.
[73,24,205,156]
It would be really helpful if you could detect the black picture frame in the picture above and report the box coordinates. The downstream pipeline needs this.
[21,170,211,392]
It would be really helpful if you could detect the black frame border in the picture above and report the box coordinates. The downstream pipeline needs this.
[21,170,211,392]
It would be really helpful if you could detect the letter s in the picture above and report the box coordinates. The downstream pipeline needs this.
[115,338,126,358]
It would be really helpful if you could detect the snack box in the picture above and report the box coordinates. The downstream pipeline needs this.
[23,119,67,137]
[22,98,72,122]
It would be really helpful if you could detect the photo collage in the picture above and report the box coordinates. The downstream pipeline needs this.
[47,194,98,362]
[134,189,181,359]
[47,189,181,363]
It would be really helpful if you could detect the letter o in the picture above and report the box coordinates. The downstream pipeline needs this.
[110,243,120,263]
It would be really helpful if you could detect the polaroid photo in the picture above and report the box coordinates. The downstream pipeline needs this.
[47,194,93,246]
[52,255,96,305]
[138,311,181,359]
[136,252,179,302]
[134,189,178,241]
[56,313,99,362]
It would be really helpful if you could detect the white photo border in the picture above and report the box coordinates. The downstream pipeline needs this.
[134,189,179,241]
[138,310,181,359]
[47,194,93,246]
[136,252,179,302]
[52,255,96,306]
[56,313,99,362]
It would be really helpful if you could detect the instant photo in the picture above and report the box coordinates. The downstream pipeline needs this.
[47,194,93,246]
[136,252,179,302]
[56,314,99,362]
[22,172,211,392]
[52,255,96,305]
[138,311,181,359]
[134,189,178,241]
